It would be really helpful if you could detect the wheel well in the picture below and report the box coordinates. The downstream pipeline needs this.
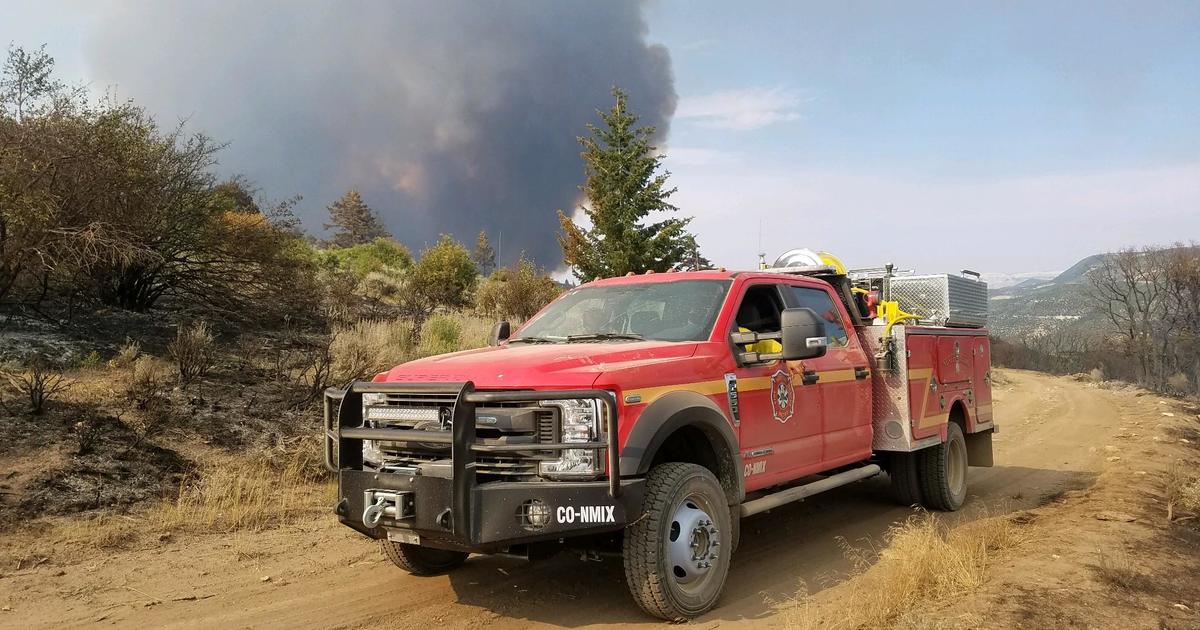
[649,423,740,505]
[949,399,968,433]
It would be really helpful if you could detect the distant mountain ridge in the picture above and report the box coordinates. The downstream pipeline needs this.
[1049,253,1110,285]
[986,252,1111,338]
[979,271,1059,290]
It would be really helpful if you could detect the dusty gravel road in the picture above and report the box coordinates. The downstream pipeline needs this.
[3,370,1143,628]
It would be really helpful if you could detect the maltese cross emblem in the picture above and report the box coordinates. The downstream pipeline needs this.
[770,369,795,423]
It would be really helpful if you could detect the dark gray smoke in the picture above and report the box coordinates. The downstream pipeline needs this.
[84,1,674,265]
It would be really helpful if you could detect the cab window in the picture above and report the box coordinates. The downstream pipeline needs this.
[733,284,785,357]
[790,286,850,348]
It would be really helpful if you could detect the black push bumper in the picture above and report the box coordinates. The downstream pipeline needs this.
[324,382,642,550]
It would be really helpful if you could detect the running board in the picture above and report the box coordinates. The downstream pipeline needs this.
[739,464,882,517]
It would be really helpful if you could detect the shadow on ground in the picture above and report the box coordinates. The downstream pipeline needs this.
[431,464,1097,627]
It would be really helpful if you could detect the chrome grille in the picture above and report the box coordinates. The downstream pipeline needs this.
[364,390,559,482]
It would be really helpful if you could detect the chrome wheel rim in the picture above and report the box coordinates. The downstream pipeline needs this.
[666,492,721,594]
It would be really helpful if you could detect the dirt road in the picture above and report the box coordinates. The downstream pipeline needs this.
[0,370,1177,628]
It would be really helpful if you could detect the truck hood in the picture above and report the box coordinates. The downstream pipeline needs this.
[378,341,699,389]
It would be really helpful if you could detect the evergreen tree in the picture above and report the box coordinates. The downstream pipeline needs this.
[674,234,713,271]
[324,189,390,248]
[557,87,701,282]
[472,230,497,275]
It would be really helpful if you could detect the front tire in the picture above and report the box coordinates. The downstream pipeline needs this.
[380,541,468,575]
[919,422,969,511]
[623,463,732,621]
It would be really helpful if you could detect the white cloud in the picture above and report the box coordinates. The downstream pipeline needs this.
[676,86,805,131]
[661,147,741,167]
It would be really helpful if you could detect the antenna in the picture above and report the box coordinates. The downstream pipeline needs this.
[757,219,766,269]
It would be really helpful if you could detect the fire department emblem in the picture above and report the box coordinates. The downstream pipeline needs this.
[770,369,795,423]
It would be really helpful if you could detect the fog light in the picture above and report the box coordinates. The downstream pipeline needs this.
[518,499,551,530]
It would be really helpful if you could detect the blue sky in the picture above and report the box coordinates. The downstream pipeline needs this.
[4,1,1198,277]
[646,1,1199,275]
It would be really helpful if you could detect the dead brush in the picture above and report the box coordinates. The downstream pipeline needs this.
[329,318,413,382]
[1165,461,1200,524]
[124,356,173,409]
[0,513,143,570]
[168,321,216,390]
[294,338,334,405]
[1092,548,1152,591]
[107,338,141,369]
[119,356,176,445]
[72,413,108,456]
[781,510,1025,630]
[0,355,71,415]
[151,445,332,534]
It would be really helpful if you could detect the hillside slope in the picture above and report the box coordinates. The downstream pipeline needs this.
[988,253,1109,339]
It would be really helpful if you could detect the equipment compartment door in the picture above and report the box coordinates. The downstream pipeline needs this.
[972,335,993,426]
[936,336,972,384]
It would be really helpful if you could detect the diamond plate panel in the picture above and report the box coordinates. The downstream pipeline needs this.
[864,325,917,451]
[889,274,988,328]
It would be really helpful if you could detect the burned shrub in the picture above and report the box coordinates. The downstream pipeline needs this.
[168,321,216,389]
[1,355,70,415]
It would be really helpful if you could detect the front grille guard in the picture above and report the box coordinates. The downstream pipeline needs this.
[323,382,620,538]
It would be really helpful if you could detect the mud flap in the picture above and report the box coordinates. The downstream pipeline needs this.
[965,429,994,467]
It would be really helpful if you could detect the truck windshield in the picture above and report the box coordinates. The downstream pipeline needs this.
[511,279,731,343]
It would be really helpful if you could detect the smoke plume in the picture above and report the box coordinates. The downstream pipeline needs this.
[84,1,675,265]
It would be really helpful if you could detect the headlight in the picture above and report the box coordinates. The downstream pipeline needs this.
[539,398,604,479]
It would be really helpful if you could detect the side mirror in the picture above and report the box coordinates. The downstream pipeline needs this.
[780,308,828,360]
[489,321,511,346]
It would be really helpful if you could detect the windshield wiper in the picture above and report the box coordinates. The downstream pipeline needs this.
[566,332,645,343]
[508,336,563,344]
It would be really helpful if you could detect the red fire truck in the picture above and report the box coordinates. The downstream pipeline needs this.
[323,250,996,620]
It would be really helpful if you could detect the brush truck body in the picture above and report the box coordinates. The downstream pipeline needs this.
[323,264,995,620]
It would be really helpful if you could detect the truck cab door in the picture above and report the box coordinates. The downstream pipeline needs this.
[786,284,874,468]
[727,283,822,491]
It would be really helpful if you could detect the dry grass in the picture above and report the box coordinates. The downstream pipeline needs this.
[1092,549,1152,591]
[330,312,494,382]
[1165,461,1200,523]
[151,446,333,534]
[452,312,494,349]
[782,510,1025,630]
[330,318,414,381]
[0,511,149,570]
[0,446,334,569]
[169,320,216,389]
[108,338,141,369]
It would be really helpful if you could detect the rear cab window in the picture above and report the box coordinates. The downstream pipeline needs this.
[787,285,851,348]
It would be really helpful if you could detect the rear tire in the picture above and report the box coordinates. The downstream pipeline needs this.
[918,422,968,511]
[623,463,732,621]
[380,541,468,575]
[888,451,924,507]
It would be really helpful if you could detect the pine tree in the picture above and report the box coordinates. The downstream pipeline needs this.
[472,230,497,275]
[557,87,701,282]
[674,234,713,271]
[324,189,391,248]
